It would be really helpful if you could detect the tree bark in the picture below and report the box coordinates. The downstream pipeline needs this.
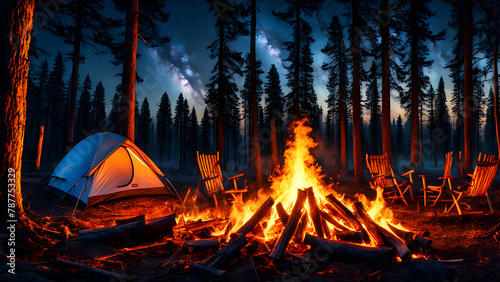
[250,0,262,189]
[65,0,83,148]
[463,0,473,171]
[410,1,419,168]
[270,118,279,170]
[351,0,364,183]
[217,17,225,166]
[120,0,138,142]
[0,0,35,227]
[339,61,348,171]
[493,0,500,156]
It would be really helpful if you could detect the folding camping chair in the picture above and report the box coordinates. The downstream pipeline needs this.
[420,152,454,206]
[366,154,415,206]
[196,151,247,210]
[446,153,499,215]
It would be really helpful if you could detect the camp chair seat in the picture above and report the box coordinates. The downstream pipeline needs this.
[420,152,454,206]
[197,151,247,209]
[446,153,499,215]
[366,154,414,206]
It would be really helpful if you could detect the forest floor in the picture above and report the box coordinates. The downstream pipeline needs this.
[7,168,500,282]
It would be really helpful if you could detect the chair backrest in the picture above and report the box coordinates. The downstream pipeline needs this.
[366,154,394,188]
[443,151,453,178]
[468,158,499,197]
[196,151,224,195]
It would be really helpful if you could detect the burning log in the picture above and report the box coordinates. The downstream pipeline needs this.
[325,194,365,233]
[276,202,290,225]
[204,234,248,269]
[322,217,331,239]
[270,189,307,261]
[189,262,226,278]
[114,215,145,225]
[293,211,308,243]
[306,187,324,238]
[303,234,393,262]
[334,229,364,244]
[78,215,145,241]
[174,218,225,234]
[234,196,274,236]
[319,210,349,231]
[352,202,385,246]
[388,224,432,249]
[144,213,177,235]
[377,223,411,261]
[183,239,220,253]
[53,258,124,281]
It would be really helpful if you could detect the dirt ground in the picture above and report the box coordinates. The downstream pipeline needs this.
[5,169,500,282]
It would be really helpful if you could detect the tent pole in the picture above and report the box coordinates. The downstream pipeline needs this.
[72,177,89,217]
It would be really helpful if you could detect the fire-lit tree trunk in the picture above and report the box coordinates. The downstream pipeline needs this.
[463,0,473,171]
[120,0,138,143]
[65,0,83,148]
[494,0,500,157]
[0,0,35,227]
[250,0,262,189]
[381,0,392,165]
[270,119,279,170]
[352,0,364,184]
[410,1,419,169]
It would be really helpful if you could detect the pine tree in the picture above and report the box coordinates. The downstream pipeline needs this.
[138,96,152,151]
[108,92,121,134]
[397,0,444,168]
[365,61,381,154]
[396,114,404,157]
[322,15,350,171]
[157,92,172,160]
[300,37,319,128]
[47,52,67,161]
[76,74,92,142]
[273,0,322,117]
[200,107,212,153]
[435,77,452,160]
[91,82,106,132]
[485,87,497,154]
[426,84,437,166]
[174,93,189,170]
[44,0,115,147]
[264,64,284,170]
[188,107,198,167]
[205,0,248,167]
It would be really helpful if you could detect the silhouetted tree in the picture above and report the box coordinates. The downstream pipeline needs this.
[138,96,152,151]
[264,64,284,170]
[108,92,121,134]
[174,93,189,170]
[188,107,198,167]
[435,77,452,159]
[91,82,106,131]
[76,74,92,142]
[365,61,381,154]
[47,52,67,161]
[426,84,437,166]
[157,92,172,160]
[485,87,498,154]
[300,38,319,128]
[200,107,212,153]
[396,114,404,157]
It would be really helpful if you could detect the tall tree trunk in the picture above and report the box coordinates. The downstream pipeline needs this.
[0,0,35,227]
[293,1,300,117]
[352,0,364,183]
[494,0,500,156]
[65,0,82,148]
[410,1,419,168]
[120,0,138,143]
[339,60,347,171]
[419,104,423,167]
[463,0,473,171]
[270,118,279,170]
[217,18,225,169]
[250,0,262,188]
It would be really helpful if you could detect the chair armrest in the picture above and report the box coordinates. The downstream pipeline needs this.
[466,174,474,178]
[228,173,244,180]
[401,170,415,177]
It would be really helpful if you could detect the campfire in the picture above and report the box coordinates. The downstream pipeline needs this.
[172,118,433,276]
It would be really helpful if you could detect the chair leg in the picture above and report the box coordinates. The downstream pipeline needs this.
[447,192,463,215]
[213,194,219,211]
[487,193,494,214]
[431,189,443,207]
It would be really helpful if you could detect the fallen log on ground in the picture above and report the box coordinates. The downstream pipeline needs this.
[204,234,248,269]
[270,189,307,261]
[304,234,394,262]
[78,216,145,241]
[53,258,124,281]
[174,218,225,234]
[234,196,274,236]
[306,187,324,238]
[114,215,145,225]
[183,239,220,253]
[144,213,177,235]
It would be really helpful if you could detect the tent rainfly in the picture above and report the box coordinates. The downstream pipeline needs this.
[46,132,178,206]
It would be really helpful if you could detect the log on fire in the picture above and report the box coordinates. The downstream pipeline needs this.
[306,187,324,238]
[269,188,307,261]
[304,234,394,262]
[293,210,308,243]
[325,194,369,243]
[78,215,146,241]
[183,239,220,253]
[204,234,248,269]
[319,210,349,232]
[144,213,177,236]
[353,203,411,260]
[335,229,364,244]
[388,224,432,249]
[234,196,274,236]
[276,202,290,225]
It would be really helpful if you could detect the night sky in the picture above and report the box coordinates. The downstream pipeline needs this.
[31,0,471,124]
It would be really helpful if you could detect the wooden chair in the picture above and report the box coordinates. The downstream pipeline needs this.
[196,151,247,210]
[420,152,454,206]
[366,154,415,206]
[446,153,499,215]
